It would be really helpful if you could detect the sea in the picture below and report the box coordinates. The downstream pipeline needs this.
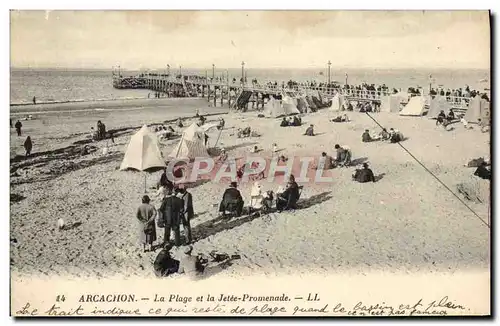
[10,67,490,111]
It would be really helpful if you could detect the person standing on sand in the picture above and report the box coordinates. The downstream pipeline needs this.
[159,188,184,247]
[15,120,22,136]
[136,195,158,252]
[177,185,193,244]
[32,96,36,105]
[24,136,32,157]
[10,118,12,128]
[97,121,103,140]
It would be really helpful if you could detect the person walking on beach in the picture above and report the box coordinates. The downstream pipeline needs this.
[136,195,158,252]
[159,188,184,247]
[10,118,12,128]
[24,136,32,157]
[15,120,22,136]
[32,96,36,105]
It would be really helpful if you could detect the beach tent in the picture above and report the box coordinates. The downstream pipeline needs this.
[120,125,166,171]
[282,96,300,115]
[464,97,490,124]
[305,96,318,111]
[380,94,404,113]
[263,96,300,118]
[399,96,426,116]
[168,122,209,160]
[329,94,345,112]
[296,96,310,113]
[427,96,451,119]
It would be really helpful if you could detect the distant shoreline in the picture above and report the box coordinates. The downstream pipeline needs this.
[10,96,152,107]
[9,97,220,116]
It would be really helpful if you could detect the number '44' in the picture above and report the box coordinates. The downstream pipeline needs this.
[56,295,66,302]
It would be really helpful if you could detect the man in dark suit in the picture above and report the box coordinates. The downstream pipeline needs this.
[177,185,193,244]
[219,182,244,217]
[159,189,184,247]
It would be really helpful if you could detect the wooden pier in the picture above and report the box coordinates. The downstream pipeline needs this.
[112,68,472,110]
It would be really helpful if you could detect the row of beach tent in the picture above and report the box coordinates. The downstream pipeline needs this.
[120,122,216,171]
[330,93,490,123]
[119,93,490,172]
[260,90,331,118]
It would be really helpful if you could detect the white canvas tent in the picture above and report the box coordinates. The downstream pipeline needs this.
[427,96,451,119]
[329,94,345,112]
[282,96,300,114]
[264,96,300,118]
[399,96,426,116]
[120,125,166,171]
[464,97,490,124]
[380,94,403,113]
[168,122,209,160]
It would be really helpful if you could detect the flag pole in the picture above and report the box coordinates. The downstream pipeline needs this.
[213,127,223,149]
[175,132,185,159]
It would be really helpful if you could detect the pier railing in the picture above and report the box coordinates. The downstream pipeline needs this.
[112,73,473,108]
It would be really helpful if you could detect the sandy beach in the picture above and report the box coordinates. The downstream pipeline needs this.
[10,97,490,280]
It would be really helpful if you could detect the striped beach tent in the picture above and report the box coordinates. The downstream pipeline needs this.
[168,122,209,160]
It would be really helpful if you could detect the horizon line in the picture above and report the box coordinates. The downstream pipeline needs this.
[10,65,491,71]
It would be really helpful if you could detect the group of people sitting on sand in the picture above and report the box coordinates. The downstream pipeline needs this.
[460,117,490,133]
[155,125,177,140]
[362,128,403,143]
[153,243,240,279]
[331,114,350,123]
[280,116,302,127]
[436,109,456,127]
[315,146,353,169]
[237,127,252,138]
[218,175,302,218]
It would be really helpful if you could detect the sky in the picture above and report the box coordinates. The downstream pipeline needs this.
[10,10,491,70]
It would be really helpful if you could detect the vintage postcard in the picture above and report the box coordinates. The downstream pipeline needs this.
[9,10,491,317]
